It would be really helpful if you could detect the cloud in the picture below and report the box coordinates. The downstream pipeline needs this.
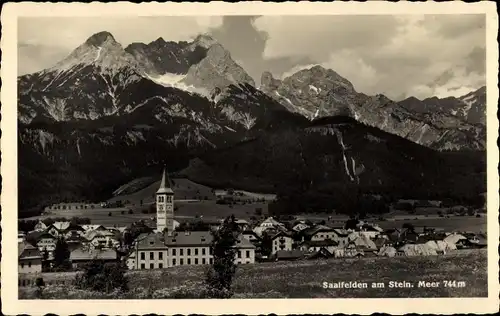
[18,16,223,75]
[18,15,486,100]
[253,15,400,61]
[254,14,486,100]
[18,16,223,49]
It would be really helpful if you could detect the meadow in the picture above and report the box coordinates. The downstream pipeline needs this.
[19,249,488,299]
[24,177,486,233]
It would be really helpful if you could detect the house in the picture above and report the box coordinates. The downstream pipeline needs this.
[18,232,26,243]
[70,247,119,269]
[259,217,285,228]
[270,231,293,254]
[66,231,87,250]
[134,232,169,270]
[302,225,345,244]
[33,220,47,232]
[299,239,339,254]
[35,232,57,255]
[18,241,43,274]
[242,230,261,243]
[291,221,310,232]
[63,225,85,239]
[47,221,71,237]
[347,234,377,252]
[133,230,256,270]
[308,247,333,260]
[84,230,119,249]
[358,223,383,239]
[234,236,256,264]
[81,224,107,232]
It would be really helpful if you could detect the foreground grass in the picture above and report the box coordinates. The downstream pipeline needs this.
[20,249,487,299]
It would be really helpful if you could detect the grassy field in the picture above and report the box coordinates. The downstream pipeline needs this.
[27,201,485,232]
[25,199,269,226]
[108,178,217,206]
[24,177,486,233]
[19,249,487,299]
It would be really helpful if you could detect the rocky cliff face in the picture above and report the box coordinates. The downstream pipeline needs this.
[181,42,255,93]
[260,65,486,151]
[125,37,207,76]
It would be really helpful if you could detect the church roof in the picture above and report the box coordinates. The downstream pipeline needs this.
[156,167,174,194]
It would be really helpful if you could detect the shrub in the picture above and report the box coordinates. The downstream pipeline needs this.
[75,260,129,293]
[108,212,112,217]
[128,209,133,214]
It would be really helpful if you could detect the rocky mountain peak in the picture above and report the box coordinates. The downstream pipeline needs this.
[84,31,117,47]
[192,34,218,48]
[180,42,255,93]
[260,71,282,89]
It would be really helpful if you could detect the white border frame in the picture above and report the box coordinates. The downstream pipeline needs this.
[2,2,499,315]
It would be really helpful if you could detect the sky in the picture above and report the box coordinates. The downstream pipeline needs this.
[18,14,486,100]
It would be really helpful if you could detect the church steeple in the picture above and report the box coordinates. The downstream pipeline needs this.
[157,165,173,194]
[156,165,175,233]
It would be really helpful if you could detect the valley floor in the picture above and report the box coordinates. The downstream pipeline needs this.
[19,249,487,299]
[25,202,487,233]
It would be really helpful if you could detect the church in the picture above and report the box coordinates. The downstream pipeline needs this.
[129,167,256,270]
[155,167,175,233]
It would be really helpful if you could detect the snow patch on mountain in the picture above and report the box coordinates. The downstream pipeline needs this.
[147,73,210,96]
[309,85,319,94]
[220,105,256,130]
[94,47,103,62]
[125,130,146,145]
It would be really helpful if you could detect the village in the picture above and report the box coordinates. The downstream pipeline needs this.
[18,168,488,287]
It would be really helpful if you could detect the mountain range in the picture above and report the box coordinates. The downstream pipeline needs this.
[17,31,487,215]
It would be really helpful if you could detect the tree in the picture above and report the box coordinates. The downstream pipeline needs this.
[35,277,45,298]
[402,223,415,232]
[75,260,129,293]
[205,215,239,298]
[260,232,273,257]
[53,237,71,271]
[255,208,263,216]
[344,218,359,230]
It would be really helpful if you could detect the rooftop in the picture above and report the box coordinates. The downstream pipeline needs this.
[157,167,174,194]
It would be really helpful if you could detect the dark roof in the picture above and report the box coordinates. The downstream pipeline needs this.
[165,231,212,246]
[19,241,42,259]
[271,231,293,240]
[137,232,168,249]
[32,231,57,242]
[302,225,335,236]
[301,240,339,247]
[416,232,448,243]
[308,248,333,259]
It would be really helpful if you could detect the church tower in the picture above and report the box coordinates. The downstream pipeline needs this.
[156,166,174,233]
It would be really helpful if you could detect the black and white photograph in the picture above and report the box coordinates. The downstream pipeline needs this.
[1,1,499,315]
